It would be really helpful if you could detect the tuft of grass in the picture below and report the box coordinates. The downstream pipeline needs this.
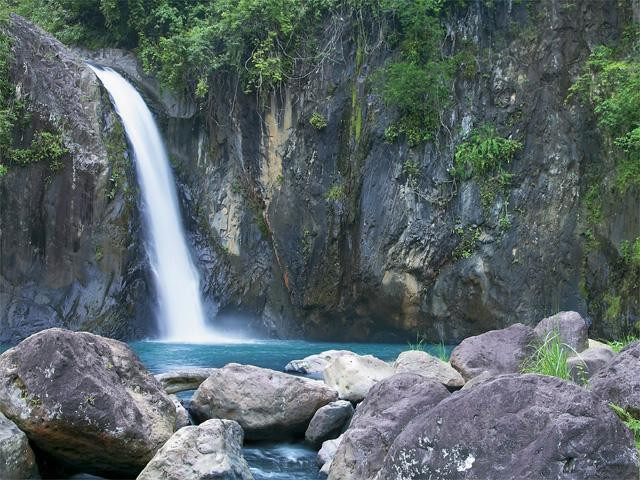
[610,403,640,452]
[607,335,639,353]
[407,334,450,362]
[521,331,572,381]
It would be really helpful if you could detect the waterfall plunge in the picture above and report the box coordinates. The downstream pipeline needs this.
[90,65,228,343]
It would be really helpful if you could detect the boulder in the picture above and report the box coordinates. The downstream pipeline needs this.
[0,329,176,477]
[190,364,337,440]
[318,434,343,467]
[169,395,191,429]
[534,311,589,353]
[155,368,218,394]
[305,400,354,447]
[590,341,640,417]
[567,347,615,383]
[460,370,493,390]
[323,355,395,402]
[376,374,639,479]
[328,373,449,480]
[0,412,38,479]
[449,323,536,380]
[137,419,252,480]
[393,350,464,388]
[588,339,614,352]
[285,350,357,376]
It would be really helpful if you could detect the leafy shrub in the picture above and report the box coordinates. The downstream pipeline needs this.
[451,125,522,181]
[310,112,328,130]
[569,42,640,192]
[607,334,639,353]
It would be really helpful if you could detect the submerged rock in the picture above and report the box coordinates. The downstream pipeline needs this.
[155,368,219,394]
[449,323,536,380]
[534,311,589,353]
[285,351,358,376]
[137,419,252,480]
[0,328,176,477]
[328,373,449,480]
[323,355,395,402]
[0,412,38,479]
[393,350,464,388]
[305,400,353,447]
[190,364,337,440]
[590,341,640,417]
[376,374,639,479]
[567,346,615,383]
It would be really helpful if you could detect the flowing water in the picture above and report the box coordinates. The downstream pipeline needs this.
[88,65,227,343]
[131,340,420,480]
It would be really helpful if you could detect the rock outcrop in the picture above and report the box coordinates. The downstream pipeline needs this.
[590,341,640,416]
[0,412,38,480]
[376,374,639,479]
[137,419,252,480]
[305,400,353,447]
[449,323,536,380]
[393,350,464,388]
[0,329,176,477]
[323,355,395,402]
[0,15,149,343]
[190,364,337,440]
[328,373,449,480]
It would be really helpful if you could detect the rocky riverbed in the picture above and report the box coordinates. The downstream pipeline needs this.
[0,311,639,479]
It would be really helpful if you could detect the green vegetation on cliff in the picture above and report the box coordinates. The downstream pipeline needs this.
[0,26,67,177]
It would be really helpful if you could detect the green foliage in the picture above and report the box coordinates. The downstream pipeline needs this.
[406,334,450,361]
[607,334,639,353]
[310,111,328,130]
[325,183,345,202]
[621,237,640,269]
[451,125,522,181]
[403,159,420,187]
[452,225,481,260]
[610,403,640,452]
[569,40,640,192]
[451,125,522,211]
[0,26,67,175]
[521,331,573,382]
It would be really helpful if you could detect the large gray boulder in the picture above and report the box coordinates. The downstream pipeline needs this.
[328,373,449,480]
[567,346,615,383]
[323,354,395,402]
[305,400,354,447]
[155,368,218,394]
[190,364,337,440]
[376,374,639,479]
[449,323,536,380]
[393,350,464,388]
[0,329,176,477]
[590,341,640,417]
[0,412,38,479]
[285,351,357,376]
[534,311,589,353]
[137,419,252,480]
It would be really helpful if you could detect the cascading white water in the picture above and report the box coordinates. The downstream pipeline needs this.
[90,65,228,343]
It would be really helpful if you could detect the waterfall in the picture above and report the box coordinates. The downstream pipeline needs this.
[90,65,227,343]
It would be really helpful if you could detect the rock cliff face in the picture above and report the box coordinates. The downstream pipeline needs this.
[0,16,150,342]
[1,0,639,343]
